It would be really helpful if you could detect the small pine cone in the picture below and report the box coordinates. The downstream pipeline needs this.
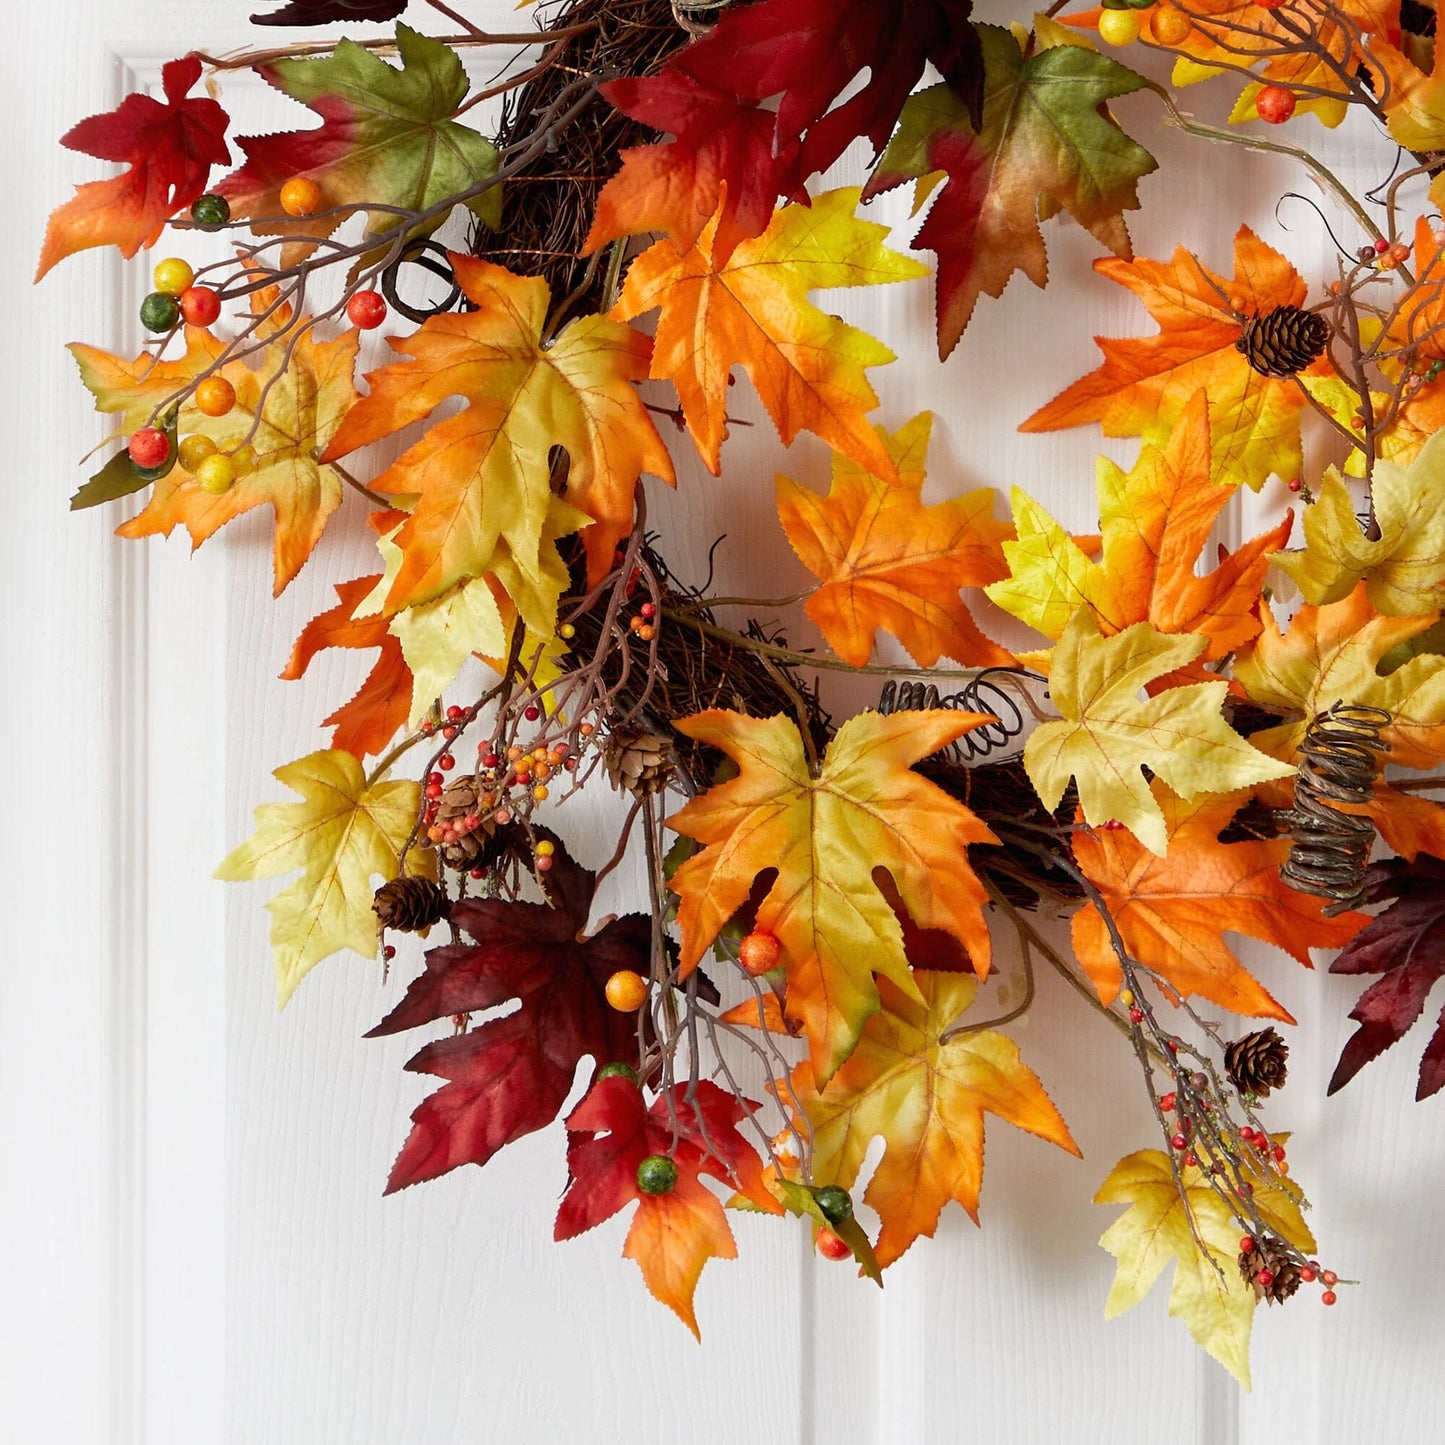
[1224,1027,1290,1098]
[432,774,497,872]
[373,876,449,932]
[1238,1234,1303,1305]
[1236,306,1330,377]
[604,729,674,796]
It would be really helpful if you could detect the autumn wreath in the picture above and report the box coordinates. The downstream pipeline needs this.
[40,0,1445,1382]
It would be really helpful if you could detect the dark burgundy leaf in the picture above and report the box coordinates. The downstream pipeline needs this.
[252,0,408,24]
[1328,855,1445,1099]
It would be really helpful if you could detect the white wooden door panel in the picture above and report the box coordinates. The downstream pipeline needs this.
[6,4,1444,1443]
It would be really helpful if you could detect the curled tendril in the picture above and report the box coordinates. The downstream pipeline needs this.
[380,240,468,322]
[877,668,1044,761]
[1274,191,1359,263]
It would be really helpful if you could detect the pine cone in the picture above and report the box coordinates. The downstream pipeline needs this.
[430,774,498,873]
[604,729,674,796]
[373,876,449,932]
[1238,1233,1303,1305]
[1236,306,1330,377]
[1224,1027,1290,1098]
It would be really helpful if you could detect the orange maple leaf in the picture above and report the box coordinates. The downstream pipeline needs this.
[988,391,1290,661]
[667,708,997,1082]
[784,971,1079,1266]
[1364,9,1445,159]
[322,255,673,610]
[1021,226,1326,489]
[281,575,412,759]
[776,412,1014,667]
[1071,781,1367,1020]
[612,187,928,479]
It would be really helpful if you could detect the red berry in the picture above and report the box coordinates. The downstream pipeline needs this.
[1240,1126,1255,1141]
[347,289,388,329]
[470,868,486,881]
[428,772,444,787]
[439,753,456,770]
[1170,1133,1188,1150]
[1300,1267,1317,1283]
[180,285,221,327]
[816,1228,852,1262]
[446,705,464,720]
[1184,1152,1198,1167]
[1322,1290,1338,1306]
[1321,1270,1338,1286]
[1273,1144,1287,1161]
[535,855,554,873]
[640,601,656,619]
[524,704,541,721]
[442,726,457,740]
[1256,85,1297,124]
[1287,477,1302,492]
[128,427,170,469]
[382,944,396,961]
[1373,236,1392,255]
[1159,1092,1176,1111]
[738,930,783,975]
[1240,1236,1256,1254]
[1129,1008,1144,1024]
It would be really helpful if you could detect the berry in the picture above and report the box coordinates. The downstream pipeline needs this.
[128,428,170,469]
[524,704,541,721]
[637,624,656,642]
[1240,1236,1256,1254]
[1256,1270,1275,1289]
[1321,1290,1338,1306]
[438,753,456,770]
[535,839,555,857]
[816,1228,852,1262]
[640,601,656,619]
[1256,85,1297,124]
[280,176,324,216]
[140,291,181,333]
[153,257,195,295]
[1300,1267,1317,1283]
[346,289,388,329]
[596,1061,639,1086]
[446,705,464,721]
[1373,237,1392,255]
[195,453,237,495]
[1240,1126,1256,1141]
[1150,5,1192,44]
[1097,8,1141,44]
[1321,1270,1338,1286]
[533,785,549,802]
[558,623,576,640]
[636,1154,678,1196]
[194,376,236,418]
[1129,1008,1145,1024]
[178,434,218,472]
[1287,477,1302,492]
[190,193,231,229]
[382,944,396,961]
[1159,1092,1177,1112]
[1170,1133,1188,1150]
[605,969,648,1011]
[180,286,221,327]
[535,855,553,873]
[738,930,782,976]
[815,1186,853,1225]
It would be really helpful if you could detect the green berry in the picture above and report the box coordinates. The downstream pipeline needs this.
[140,291,181,333]
[815,1186,853,1225]
[190,193,231,230]
[636,1155,678,1197]
[596,1062,639,1086]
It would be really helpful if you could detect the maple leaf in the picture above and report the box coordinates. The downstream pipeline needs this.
[866,27,1156,357]
[107,310,360,596]
[614,188,928,479]
[784,972,1079,1266]
[1021,227,1325,490]
[216,749,432,1005]
[554,1076,781,1338]
[367,836,649,1191]
[253,0,409,22]
[1023,610,1294,856]
[667,708,998,1082]
[775,412,1014,668]
[1234,584,1445,770]
[281,575,412,759]
[588,0,981,259]
[1328,854,1445,1099]
[1365,14,1445,157]
[1269,431,1445,616]
[987,392,1289,658]
[1071,781,1366,1020]
[1096,1147,1315,1388]
[37,56,230,281]
[217,26,501,261]
[322,254,673,610]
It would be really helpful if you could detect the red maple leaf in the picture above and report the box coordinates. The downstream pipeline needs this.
[280,575,412,760]
[368,836,649,1192]
[37,57,231,280]
[588,0,981,259]
[1328,854,1445,1101]
[253,0,409,22]
[555,1075,780,1336]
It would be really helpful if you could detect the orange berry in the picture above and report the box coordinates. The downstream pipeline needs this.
[738,930,782,975]
[195,376,236,417]
[1256,85,1297,124]
[605,969,648,1011]
[816,1228,852,1262]
[1150,5,1192,44]
[279,175,324,216]
[532,784,549,801]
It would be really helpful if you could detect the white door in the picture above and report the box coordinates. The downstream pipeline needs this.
[5,3,1442,1442]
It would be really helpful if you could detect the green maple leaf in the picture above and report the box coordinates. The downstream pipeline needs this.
[216,750,432,1004]
[1024,610,1294,854]
[219,25,501,260]
[868,24,1157,356]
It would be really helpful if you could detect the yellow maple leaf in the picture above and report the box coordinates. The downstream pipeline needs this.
[988,391,1289,657]
[786,971,1079,1266]
[1096,1147,1315,1388]
[1270,431,1445,616]
[1365,16,1445,157]
[613,187,928,479]
[216,749,433,1005]
[667,708,998,1082]
[775,412,1014,667]
[1023,610,1295,854]
[322,254,675,612]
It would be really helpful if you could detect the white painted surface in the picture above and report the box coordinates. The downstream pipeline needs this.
[4,4,1443,1443]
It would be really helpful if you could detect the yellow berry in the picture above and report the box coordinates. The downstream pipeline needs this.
[532,784,549,802]
[558,623,576,640]
[534,839,555,857]
[280,176,324,216]
[1120,988,1135,1007]
[195,376,236,417]
[178,434,218,472]
[195,453,237,495]
[1097,7,1141,44]
[153,257,196,295]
